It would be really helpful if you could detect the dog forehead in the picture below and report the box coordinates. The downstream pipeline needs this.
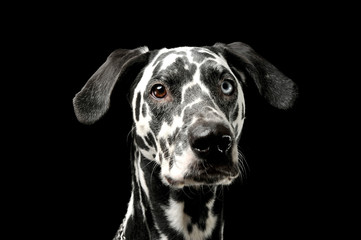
[134,46,230,97]
[151,46,225,71]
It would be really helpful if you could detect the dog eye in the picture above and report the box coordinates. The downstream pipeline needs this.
[151,84,167,99]
[221,79,235,95]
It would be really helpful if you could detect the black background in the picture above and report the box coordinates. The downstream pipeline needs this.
[6,2,356,240]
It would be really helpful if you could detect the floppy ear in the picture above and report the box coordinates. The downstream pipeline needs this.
[214,42,298,109]
[73,46,149,124]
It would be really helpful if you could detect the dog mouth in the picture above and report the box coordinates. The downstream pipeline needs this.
[164,163,240,188]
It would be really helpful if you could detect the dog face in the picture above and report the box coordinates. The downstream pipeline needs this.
[73,42,297,189]
[132,47,245,188]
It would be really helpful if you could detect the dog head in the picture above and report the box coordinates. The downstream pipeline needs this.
[73,42,297,188]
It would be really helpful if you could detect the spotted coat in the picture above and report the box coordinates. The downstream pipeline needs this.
[73,42,298,240]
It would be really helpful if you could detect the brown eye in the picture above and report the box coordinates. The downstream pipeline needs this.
[151,84,167,99]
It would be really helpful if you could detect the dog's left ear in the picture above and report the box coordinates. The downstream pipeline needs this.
[73,46,149,124]
[214,42,298,109]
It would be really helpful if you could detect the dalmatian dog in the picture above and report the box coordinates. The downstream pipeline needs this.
[73,42,297,240]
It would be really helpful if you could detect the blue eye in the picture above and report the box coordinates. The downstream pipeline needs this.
[221,80,235,95]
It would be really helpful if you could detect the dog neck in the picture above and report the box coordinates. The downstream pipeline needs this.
[121,143,225,240]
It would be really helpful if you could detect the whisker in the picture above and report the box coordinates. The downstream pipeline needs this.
[127,126,136,144]
[237,146,249,183]
[150,161,159,185]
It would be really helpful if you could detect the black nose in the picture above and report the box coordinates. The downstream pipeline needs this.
[189,121,233,158]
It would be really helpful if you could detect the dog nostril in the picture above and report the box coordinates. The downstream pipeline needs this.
[217,135,232,153]
[192,137,211,154]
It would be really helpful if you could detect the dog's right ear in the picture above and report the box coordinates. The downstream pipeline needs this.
[213,42,298,110]
[73,47,149,125]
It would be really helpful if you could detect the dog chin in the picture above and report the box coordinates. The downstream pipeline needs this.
[161,147,240,188]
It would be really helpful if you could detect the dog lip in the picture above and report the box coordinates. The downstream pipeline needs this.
[185,173,238,186]
[183,164,239,185]
[164,168,239,188]
[188,168,238,180]
[164,162,239,188]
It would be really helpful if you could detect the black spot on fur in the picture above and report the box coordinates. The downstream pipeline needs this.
[182,84,203,103]
[142,103,147,118]
[158,152,163,163]
[159,138,169,160]
[199,60,238,120]
[173,127,180,138]
[231,104,239,122]
[169,156,174,169]
[135,92,141,121]
[171,187,216,231]
[241,102,245,119]
[144,132,157,151]
[187,223,193,233]
[135,134,149,151]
